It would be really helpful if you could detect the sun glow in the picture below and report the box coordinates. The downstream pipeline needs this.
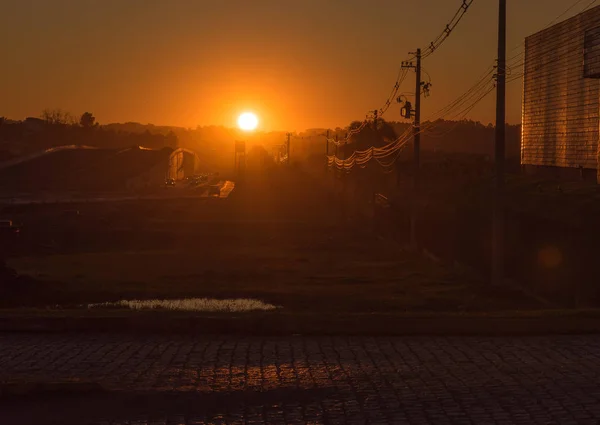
[238,112,259,131]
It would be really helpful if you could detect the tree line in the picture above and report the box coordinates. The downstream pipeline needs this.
[0,110,521,171]
[0,109,178,160]
[289,118,521,166]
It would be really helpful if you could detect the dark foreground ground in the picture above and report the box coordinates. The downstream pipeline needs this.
[2,333,600,425]
[1,164,600,424]
[1,166,541,315]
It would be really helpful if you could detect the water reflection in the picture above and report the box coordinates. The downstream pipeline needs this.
[87,298,277,312]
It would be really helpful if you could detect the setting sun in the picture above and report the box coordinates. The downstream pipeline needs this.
[237,112,258,132]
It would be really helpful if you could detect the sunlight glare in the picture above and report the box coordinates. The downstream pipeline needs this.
[238,112,259,132]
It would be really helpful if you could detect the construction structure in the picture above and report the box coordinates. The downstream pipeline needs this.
[0,146,175,192]
[522,5,600,182]
[168,148,201,181]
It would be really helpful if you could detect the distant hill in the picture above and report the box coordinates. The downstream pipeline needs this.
[0,117,522,177]
[102,122,184,135]
[284,120,521,164]
[0,146,173,193]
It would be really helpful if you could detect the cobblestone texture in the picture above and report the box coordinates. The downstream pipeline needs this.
[2,334,600,424]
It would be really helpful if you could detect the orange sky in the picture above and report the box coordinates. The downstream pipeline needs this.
[0,1,594,131]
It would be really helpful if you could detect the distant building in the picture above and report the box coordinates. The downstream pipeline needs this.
[126,160,169,191]
[168,148,199,181]
[522,6,600,182]
[0,146,175,192]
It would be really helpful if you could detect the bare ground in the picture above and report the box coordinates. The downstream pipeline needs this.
[2,167,541,313]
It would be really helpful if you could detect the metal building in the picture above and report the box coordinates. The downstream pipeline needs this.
[168,148,201,181]
[522,5,600,182]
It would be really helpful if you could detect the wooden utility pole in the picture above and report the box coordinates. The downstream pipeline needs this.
[492,0,506,286]
[325,129,330,172]
[401,51,422,249]
[373,109,379,130]
[333,134,339,184]
[411,48,422,250]
[286,133,291,165]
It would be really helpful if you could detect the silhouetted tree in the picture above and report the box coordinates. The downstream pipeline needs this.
[166,130,178,148]
[41,108,75,125]
[80,112,96,128]
[344,119,398,157]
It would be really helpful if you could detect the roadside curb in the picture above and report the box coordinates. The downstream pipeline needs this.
[0,381,105,398]
[2,313,600,336]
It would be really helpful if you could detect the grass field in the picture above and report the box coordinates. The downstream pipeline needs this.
[9,235,538,312]
[3,167,543,313]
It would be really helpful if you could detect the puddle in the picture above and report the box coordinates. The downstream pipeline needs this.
[87,298,278,312]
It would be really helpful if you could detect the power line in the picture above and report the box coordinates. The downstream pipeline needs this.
[328,0,600,171]
[503,0,600,86]
[424,85,496,138]
[328,1,476,150]
[380,0,475,111]
[547,0,598,28]
[326,77,495,172]
[329,0,476,149]
[498,0,599,78]
[326,69,495,171]
[422,0,474,59]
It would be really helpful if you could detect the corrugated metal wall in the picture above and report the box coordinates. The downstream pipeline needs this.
[584,26,600,78]
[522,6,600,170]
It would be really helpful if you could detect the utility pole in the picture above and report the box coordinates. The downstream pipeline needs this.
[286,132,291,166]
[402,49,422,249]
[373,109,379,130]
[333,133,339,184]
[325,129,330,172]
[335,134,339,158]
[492,0,506,286]
[414,48,421,191]
[345,133,349,160]
[412,48,422,250]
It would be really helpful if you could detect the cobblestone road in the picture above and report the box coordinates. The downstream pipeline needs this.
[2,333,600,424]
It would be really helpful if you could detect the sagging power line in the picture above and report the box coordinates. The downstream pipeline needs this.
[327,0,475,148]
